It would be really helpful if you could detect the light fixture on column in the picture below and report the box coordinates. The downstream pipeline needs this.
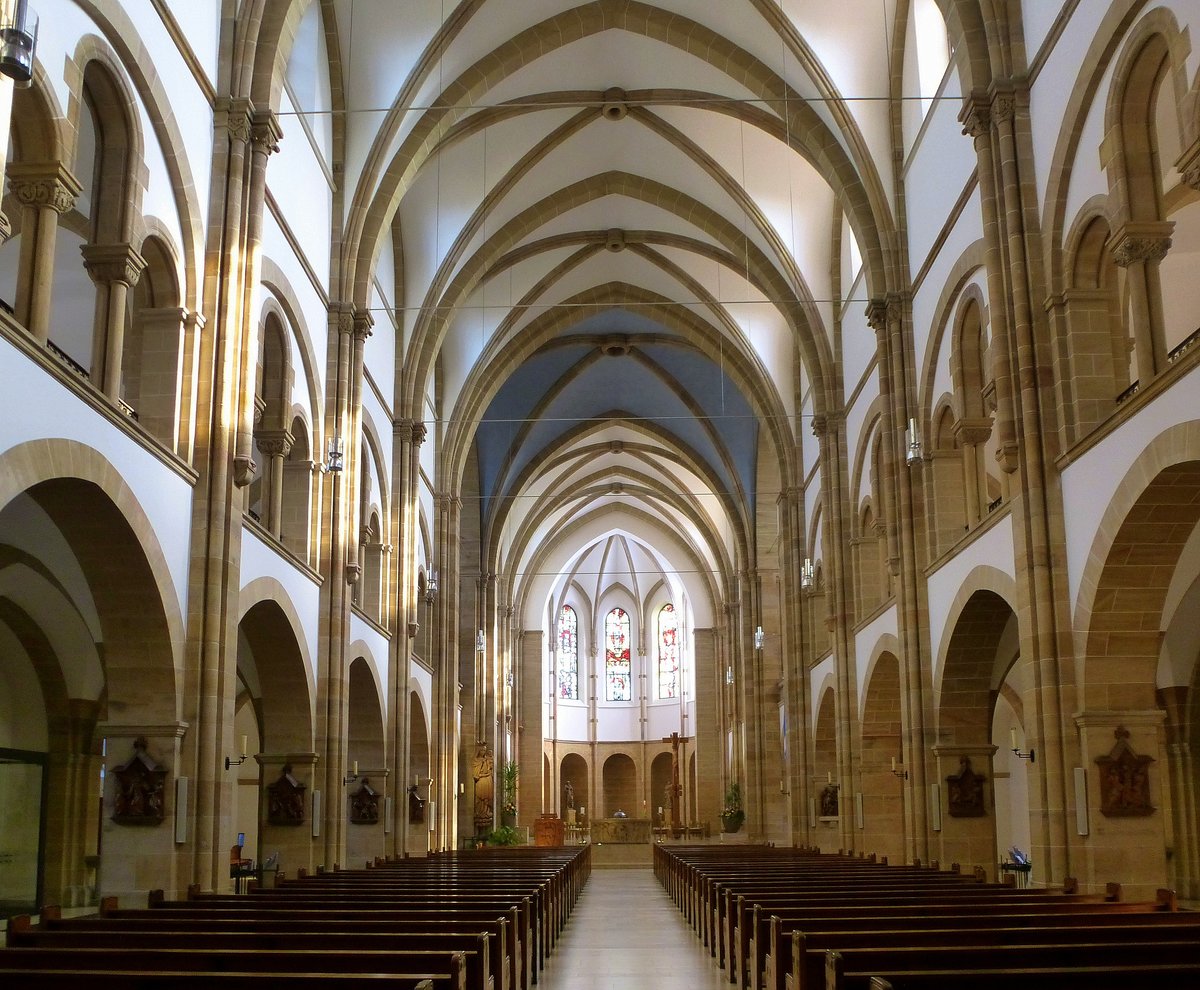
[753,626,764,651]
[476,629,486,652]
[1010,727,1035,763]
[725,665,734,685]
[889,756,909,780]
[905,418,923,466]
[0,1,38,85]
[343,760,359,785]
[800,558,814,589]
[323,434,344,473]
[224,735,248,771]
[424,569,438,605]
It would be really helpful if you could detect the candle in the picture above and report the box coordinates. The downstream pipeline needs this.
[239,735,247,756]
[891,756,896,771]
[826,771,832,784]
[353,760,359,776]
[414,775,419,787]
[1010,727,1017,750]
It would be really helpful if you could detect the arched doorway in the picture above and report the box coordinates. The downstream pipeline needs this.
[602,753,636,817]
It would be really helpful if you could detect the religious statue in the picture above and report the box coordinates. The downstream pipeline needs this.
[564,779,575,809]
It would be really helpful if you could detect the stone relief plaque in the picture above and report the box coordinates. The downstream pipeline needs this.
[1096,726,1155,818]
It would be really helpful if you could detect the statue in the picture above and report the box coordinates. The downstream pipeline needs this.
[564,779,575,810]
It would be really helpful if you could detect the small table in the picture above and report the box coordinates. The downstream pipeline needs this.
[1000,861,1032,888]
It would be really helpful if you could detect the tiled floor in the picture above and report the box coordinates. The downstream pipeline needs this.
[540,868,730,989]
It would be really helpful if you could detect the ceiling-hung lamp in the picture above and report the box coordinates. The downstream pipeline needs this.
[0,1,38,85]
[800,558,814,590]
[476,629,486,653]
[753,626,765,651]
[324,434,344,473]
[905,418,923,467]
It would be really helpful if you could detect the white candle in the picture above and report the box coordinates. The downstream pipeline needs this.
[352,760,358,776]
[239,735,247,756]
[1010,727,1018,750]
[891,756,896,771]
[827,771,832,784]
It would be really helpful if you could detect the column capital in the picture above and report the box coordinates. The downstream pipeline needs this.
[215,96,254,144]
[953,416,993,447]
[1176,138,1200,191]
[255,428,294,459]
[353,309,374,344]
[81,242,147,288]
[958,92,991,139]
[330,302,355,336]
[250,108,283,155]
[1109,220,1174,267]
[7,161,82,213]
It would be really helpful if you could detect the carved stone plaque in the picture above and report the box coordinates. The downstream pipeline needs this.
[267,763,307,826]
[946,756,987,818]
[111,737,167,825]
[1096,726,1154,817]
[349,777,379,825]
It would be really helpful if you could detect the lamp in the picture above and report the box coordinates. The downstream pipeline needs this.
[1010,727,1035,763]
[343,760,359,785]
[224,735,249,771]
[323,434,344,473]
[725,665,734,685]
[905,418,922,466]
[0,0,38,84]
[800,558,814,590]
[753,625,764,651]
[424,569,438,605]
[890,756,909,780]
[476,629,486,652]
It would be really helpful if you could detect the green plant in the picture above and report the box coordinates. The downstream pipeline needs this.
[500,761,519,816]
[721,782,745,831]
[484,824,521,846]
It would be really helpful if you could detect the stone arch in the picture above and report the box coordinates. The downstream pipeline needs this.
[1074,424,1200,712]
[857,637,905,864]
[346,654,386,866]
[559,751,589,818]
[601,752,636,817]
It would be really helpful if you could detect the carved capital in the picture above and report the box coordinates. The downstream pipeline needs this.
[216,97,254,144]
[330,303,355,336]
[8,161,82,214]
[810,413,827,439]
[255,429,294,459]
[953,417,993,447]
[1109,221,1174,267]
[80,242,147,288]
[345,561,361,585]
[411,421,428,447]
[250,108,283,155]
[353,310,374,344]
[1176,139,1200,191]
[865,298,889,334]
[958,95,990,139]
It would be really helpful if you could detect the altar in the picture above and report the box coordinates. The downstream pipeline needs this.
[590,817,652,844]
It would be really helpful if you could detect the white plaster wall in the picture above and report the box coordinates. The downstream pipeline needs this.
[159,0,220,83]
[1058,61,1113,237]
[1062,363,1200,619]
[854,604,899,712]
[0,336,194,616]
[1022,1,1068,62]
[270,87,334,292]
[1028,0,1113,213]
[555,704,589,741]
[239,526,322,685]
[926,514,1015,687]
[409,660,433,736]
[260,213,329,399]
[809,654,835,721]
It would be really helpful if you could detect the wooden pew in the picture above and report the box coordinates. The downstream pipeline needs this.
[0,970,445,989]
[863,964,1200,989]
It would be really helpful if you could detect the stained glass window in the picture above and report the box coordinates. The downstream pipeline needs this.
[657,603,678,699]
[558,605,578,700]
[604,607,631,701]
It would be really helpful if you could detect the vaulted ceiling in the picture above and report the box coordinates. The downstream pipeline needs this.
[323,0,903,624]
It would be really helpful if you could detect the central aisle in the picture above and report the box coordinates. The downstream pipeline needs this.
[540,867,730,990]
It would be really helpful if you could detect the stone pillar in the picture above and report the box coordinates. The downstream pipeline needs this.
[693,627,722,832]
[96,722,188,904]
[255,429,294,537]
[7,161,81,342]
[41,700,102,908]
[931,744,998,878]
[81,242,147,401]
[1109,222,1174,380]
[1073,712,1169,900]
[517,630,543,825]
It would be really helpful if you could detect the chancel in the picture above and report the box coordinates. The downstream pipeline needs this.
[2,1,1200,986]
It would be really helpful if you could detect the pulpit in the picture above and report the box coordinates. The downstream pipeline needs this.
[534,813,565,846]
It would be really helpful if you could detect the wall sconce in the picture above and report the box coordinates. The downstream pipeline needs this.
[424,569,438,605]
[323,434,344,473]
[725,665,734,685]
[476,629,486,652]
[890,756,908,780]
[343,760,359,785]
[0,1,38,85]
[800,558,814,589]
[506,670,515,687]
[753,626,764,651]
[905,418,922,466]
[1010,727,1035,763]
[225,735,248,771]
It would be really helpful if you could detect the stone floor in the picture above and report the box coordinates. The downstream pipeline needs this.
[539,867,729,990]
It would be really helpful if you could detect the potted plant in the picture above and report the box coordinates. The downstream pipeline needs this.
[721,782,745,833]
[500,761,519,827]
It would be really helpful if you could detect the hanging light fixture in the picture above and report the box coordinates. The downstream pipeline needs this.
[424,568,438,605]
[800,558,815,590]
[0,1,38,85]
[905,418,923,466]
[476,629,486,652]
[753,626,765,651]
[324,434,344,473]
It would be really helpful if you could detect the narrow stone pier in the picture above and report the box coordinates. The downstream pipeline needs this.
[539,867,728,989]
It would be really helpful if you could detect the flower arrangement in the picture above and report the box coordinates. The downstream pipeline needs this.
[500,761,519,820]
[721,782,745,833]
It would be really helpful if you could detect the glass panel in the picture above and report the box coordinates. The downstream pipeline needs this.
[557,605,578,700]
[658,603,678,699]
[605,608,631,701]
